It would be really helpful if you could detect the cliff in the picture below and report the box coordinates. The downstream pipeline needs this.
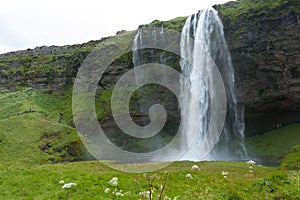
[0,0,299,135]
[219,0,300,134]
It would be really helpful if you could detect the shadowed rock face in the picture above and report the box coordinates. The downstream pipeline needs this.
[0,1,299,136]
[219,1,300,134]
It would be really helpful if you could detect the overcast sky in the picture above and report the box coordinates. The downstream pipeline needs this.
[0,0,231,54]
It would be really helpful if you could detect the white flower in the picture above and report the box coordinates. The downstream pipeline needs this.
[221,171,229,176]
[111,177,118,182]
[139,191,151,197]
[115,192,124,196]
[108,177,118,186]
[191,165,199,170]
[62,182,77,189]
[185,173,193,179]
[164,196,179,200]
[145,191,151,197]
[249,166,253,170]
[246,160,256,165]
[59,180,64,184]
[104,188,110,194]
[249,169,253,173]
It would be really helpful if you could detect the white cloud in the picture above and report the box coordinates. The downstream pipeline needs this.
[0,0,231,54]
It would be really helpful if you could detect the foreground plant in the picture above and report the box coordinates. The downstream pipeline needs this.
[246,160,256,175]
[221,171,229,179]
[136,172,169,200]
[59,180,77,200]
[191,164,199,171]
[185,173,193,179]
[105,177,125,199]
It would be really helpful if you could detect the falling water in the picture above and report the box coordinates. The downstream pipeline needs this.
[132,25,168,115]
[180,8,247,160]
[132,25,167,149]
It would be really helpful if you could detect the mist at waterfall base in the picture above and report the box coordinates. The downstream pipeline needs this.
[131,8,247,162]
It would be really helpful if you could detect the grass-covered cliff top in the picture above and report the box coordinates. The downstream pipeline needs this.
[219,0,299,18]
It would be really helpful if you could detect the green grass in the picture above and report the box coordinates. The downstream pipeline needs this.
[246,123,300,155]
[219,0,298,19]
[0,161,299,199]
[0,88,90,165]
[281,145,300,170]
[139,16,187,32]
[246,123,300,165]
[0,87,299,199]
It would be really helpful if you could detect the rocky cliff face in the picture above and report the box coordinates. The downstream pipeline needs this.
[219,0,300,134]
[0,39,107,91]
[0,0,299,135]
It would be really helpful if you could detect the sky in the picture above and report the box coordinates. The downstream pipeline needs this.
[0,0,231,54]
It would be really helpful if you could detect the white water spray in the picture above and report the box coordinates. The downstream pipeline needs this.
[180,8,247,160]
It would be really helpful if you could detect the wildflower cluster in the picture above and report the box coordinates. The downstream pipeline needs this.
[191,164,200,170]
[139,190,151,198]
[246,160,256,174]
[62,182,77,189]
[185,164,200,179]
[104,188,110,194]
[59,180,77,189]
[113,190,124,197]
[58,180,77,200]
[108,177,118,187]
[221,171,229,179]
[185,173,193,179]
[105,177,125,198]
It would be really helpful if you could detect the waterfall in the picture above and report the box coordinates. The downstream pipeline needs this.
[133,25,166,86]
[180,8,247,160]
[132,25,167,149]
[131,8,246,161]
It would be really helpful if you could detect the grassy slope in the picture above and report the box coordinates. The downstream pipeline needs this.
[246,123,300,165]
[281,145,300,169]
[0,87,298,199]
[0,88,89,165]
[0,160,299,199]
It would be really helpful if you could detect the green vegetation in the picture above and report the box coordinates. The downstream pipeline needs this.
[139,17,187,32]
[246,123,300,165]
[0,39,109,91]
[0,87,298,200]
[0,160,299,199]
[0,88,90,165]
[0,87,298,199]
[218,0,299,20]
[281,144,300,170]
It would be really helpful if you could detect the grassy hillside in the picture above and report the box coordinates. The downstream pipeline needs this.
[0,88,91,165]
[0,87,298,199]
